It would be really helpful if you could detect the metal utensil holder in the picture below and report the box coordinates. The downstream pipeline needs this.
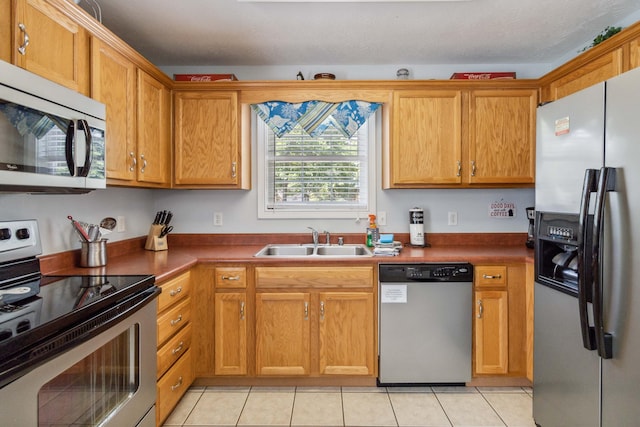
[80,239,107,267]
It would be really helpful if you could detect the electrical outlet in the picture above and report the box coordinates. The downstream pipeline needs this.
[213,212,223,226]
[448,211,458,226]
[116,216,126,232]
[377,211,387,226]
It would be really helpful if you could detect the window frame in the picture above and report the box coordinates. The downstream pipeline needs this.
[256,109,377,219]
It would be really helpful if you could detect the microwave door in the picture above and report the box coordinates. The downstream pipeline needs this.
[80,115,106,189]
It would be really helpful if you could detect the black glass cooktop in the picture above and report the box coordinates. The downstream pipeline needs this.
[0,274,155,387]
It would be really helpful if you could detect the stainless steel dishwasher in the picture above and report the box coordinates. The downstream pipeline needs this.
[378,263,473,386]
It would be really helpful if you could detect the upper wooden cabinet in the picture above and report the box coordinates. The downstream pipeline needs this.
[91,38,170,187]
[385,87,536,188]
[136,69,171,186]
[386,90,463,186]
[468,89,536,185]
[173,91,249,189]
[9,0,89,95]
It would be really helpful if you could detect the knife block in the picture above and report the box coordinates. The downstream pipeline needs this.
[145,224,168,251]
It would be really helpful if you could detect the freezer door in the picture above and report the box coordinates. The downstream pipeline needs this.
[535,83,605,213]
[533,282,600,427]
[600,66,640,426]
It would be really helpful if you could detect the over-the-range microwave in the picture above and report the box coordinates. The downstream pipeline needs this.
[0,60,106,193]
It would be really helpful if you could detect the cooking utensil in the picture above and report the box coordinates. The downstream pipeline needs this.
[100,217,117,231]
[68,215,90,242]
[153,211,162,225]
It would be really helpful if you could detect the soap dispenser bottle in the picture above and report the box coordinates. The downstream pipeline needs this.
[366,214,379,247]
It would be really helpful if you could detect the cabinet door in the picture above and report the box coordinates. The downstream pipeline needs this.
[91,38,137,182]
[14,0,89,95]
[255,292,310,376]
[318,292,374,375]
[136,69,170,186]
[469,89,536,184]
[474,290,508,375]
[174,91,239,186]
[214,292,247,375]
[387,90,462,186]
[0,0,10,63]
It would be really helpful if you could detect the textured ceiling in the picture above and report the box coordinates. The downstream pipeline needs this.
[79,0,640,67]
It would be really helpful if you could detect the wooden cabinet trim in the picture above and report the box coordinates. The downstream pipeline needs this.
[255,266,374,289]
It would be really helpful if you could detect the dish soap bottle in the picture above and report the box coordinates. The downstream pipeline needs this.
[366,214,379,247]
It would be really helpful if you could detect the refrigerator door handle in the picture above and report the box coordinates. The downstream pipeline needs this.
[578,168,598,351]
[592,166,616,359]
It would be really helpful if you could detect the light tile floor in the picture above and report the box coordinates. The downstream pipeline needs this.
[162,385,535,427]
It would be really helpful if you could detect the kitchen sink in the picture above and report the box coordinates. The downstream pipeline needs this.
[316,245,372,256]
[254,244,373,258]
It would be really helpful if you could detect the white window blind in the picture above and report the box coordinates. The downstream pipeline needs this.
[257,113,376,219]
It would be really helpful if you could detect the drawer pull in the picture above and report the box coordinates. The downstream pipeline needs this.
[477,299,483,318]
[222,275,240,281]
[169,286,183,297]
[170,376,183,391]
[482,274,502,279]
[172,341,184,355]
[170,314,183,326]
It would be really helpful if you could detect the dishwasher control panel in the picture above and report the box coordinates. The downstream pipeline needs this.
[379,263,473,282]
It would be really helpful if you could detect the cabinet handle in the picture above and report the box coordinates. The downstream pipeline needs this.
[240,301,245,320]
[471,160,477,177]
[231,162,237,178]
[140,154,147,173]
[169,286,182,297]
[172,341,184,355]
[129,152,137,172]
[320,301,325,320]
[482,274,502,279]
[456,160,461,177]
[222,275,240,281]
[170,376,183,391]
[477,299,483,318]
[18,23,29,55]
[304,301,309,320]
[170,314,183,326]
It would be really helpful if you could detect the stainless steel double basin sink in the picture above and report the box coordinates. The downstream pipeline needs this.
[254,244,373,258]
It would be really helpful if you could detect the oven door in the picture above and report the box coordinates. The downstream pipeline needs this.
[0,297,157,427]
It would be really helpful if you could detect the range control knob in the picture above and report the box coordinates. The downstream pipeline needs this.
[0,228,11,240]
[15,228,30,240]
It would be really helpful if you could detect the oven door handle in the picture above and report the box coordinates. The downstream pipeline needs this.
[592,166,616,359]
[578,168,598,351]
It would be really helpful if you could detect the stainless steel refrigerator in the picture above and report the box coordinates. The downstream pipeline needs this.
[534,66,640,426]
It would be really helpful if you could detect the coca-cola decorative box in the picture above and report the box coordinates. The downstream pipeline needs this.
[450,72,516,80]
[173,74,238,82]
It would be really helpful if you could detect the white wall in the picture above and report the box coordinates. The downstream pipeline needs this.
[0,187,154,255]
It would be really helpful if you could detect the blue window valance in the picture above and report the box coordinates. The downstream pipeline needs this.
[251,100,381,138]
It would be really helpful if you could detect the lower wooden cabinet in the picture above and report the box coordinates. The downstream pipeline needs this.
[156,270,193,426]
[472,264,529,380]
[255,266,375,378]
[474,290,508,374]
[156,348,194,425]
[214,292,247,375]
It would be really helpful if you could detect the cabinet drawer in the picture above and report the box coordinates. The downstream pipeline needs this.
[157,298,191,345]
[255,266,374,289]
[215,267,247,289]
[157,348,194,426]
[475,266,507,288]
[157,322,192,379]
[157,271,191,313]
